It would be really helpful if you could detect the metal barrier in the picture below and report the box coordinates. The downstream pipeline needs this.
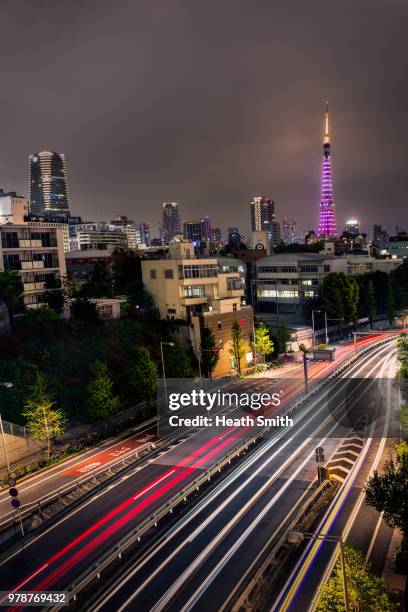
[0,439,156,535]
[50,334,397,609]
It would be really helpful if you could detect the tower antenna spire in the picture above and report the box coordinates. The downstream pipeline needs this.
[324,100,330,144]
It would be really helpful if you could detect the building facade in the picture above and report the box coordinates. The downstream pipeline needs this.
[0,220,66,310]
[283,218,297,244]
[0,191,28,224]
[162,202,181,243]
[254,252,402,323]
[29,151,70,220]
[141,241,254,376]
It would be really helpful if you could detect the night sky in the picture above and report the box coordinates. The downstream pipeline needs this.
[1,0,407,238]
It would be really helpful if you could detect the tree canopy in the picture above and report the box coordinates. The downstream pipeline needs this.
[316,544,395,611]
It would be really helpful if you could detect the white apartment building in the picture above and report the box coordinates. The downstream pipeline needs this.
[0,219,66,310]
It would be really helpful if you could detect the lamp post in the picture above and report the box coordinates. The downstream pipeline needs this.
[312,309,321,350]
[324,311,329,344]
[0,383,14,477]
[286,530,350,612]
[160,342,174,407]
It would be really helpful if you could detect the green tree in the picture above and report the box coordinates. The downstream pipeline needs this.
[111,248,153,307]
[86,361,120,421]
[71,298,100,323]
[121,347,157,405]
[229,321,249,374]
[316,544,396,612]
[321,272,359,326]
[23,371,66,459]
[44,274,65,313]
[254,324,274,363]
[364,446,408,551]
[79,261,113,299]
[162,339,195,378]
[200,328,219,378]
[397,406,408,437]
[397,335,408,378]
[364,280,377,329]
[0,269,23,316]
[277,322,291,355]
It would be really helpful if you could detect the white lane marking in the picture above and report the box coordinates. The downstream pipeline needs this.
[0,427,155,505]
[112,345,392,612]
[274,349,396,612]
[133,470,176,501]
[366,511,384,561]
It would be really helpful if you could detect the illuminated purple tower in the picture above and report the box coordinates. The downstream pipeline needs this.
[318,102,337,238]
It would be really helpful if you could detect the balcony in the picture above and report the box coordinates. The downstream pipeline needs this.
[19,239,43,248]
[20,260,45,270]
[23,282,46,292]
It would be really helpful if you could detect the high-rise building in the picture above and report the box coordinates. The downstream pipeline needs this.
[29,151,70,219]
[162,202,181,243]
[317,103,337,238]
[211,227,222,242]
[345,218,360,236]
[200,216,212,240]
[135,222,150,245]
[227,227,241,249]
[183,221,202,243]
[250,196,275,232]
[283,218,297,244]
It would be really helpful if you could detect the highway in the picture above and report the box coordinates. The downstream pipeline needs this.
[79,340,397,612]
[272,344,399,611]
[0,333,397,608]
[0,421,157,515]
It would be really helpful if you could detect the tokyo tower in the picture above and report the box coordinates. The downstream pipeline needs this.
[317,102,337,237]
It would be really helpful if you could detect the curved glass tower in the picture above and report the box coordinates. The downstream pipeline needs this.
[29,151,70,219]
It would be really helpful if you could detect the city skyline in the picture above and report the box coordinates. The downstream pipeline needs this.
[0,1,407,237]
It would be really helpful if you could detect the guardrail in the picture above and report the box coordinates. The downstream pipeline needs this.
[51,334,397,609]
[0,438,157,537]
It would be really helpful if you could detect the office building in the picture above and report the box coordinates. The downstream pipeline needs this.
[254,252,401,324]
[250,196,275,232]
[29,151,70,219]
[345,218,360,236]
[283,218,297,244]
[162,202,181,243]
[135,222,150,246]
[388,234,408,259]
[183,221,202,243]
[211,227,222,242]
[109,215,137,249]
[200,216,211,240]
[69,222,128,251]
[227,227,241,250]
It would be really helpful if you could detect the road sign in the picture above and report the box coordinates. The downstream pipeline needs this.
[315,447,325,462]
[11,498,20,508]
[7,478,16,487]
[8,487,18,497]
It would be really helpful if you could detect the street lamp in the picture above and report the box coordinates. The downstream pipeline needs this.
[0,383,14,476]
[286,530,350,612]
[160,342,174,407]
[311,310,321,350]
